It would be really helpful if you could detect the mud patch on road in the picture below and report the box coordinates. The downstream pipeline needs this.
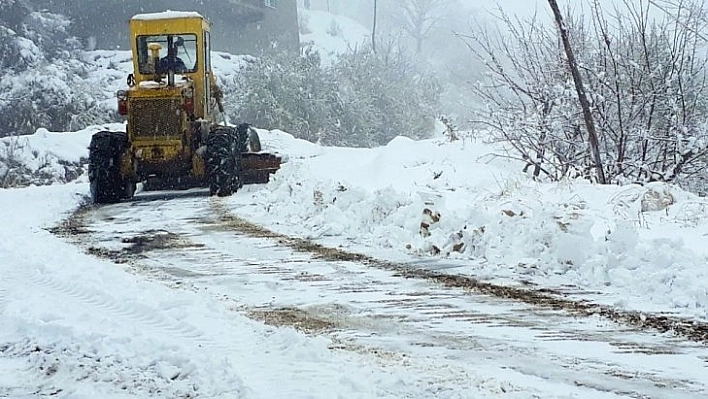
[210,204,708,345]
[47,202,95,237]
[248,307,336,334]
[282,271,330,282]
[329,337,409,362]
[80,230,205,265]
[51,203,205,267]
[86,246,127,264]
[121,230,205,255]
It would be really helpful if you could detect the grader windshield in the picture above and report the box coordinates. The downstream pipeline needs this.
[136,34,198,74]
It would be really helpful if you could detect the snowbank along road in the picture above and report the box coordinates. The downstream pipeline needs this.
[49,189,708,398]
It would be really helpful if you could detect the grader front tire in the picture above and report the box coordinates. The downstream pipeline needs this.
[89,131,129,204]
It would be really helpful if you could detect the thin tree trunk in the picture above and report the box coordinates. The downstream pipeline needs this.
[547,0,607,184]
[372,0,377,53]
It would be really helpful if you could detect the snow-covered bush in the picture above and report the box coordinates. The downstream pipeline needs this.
[231,48,335,144]
[21,11,81,62]
[0,0,30,27]
[0,7,113,137]
[233,45,441,147]
[329,44,440,146]
[0,133,85,188]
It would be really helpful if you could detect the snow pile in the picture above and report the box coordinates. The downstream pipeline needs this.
[0,125,110,188]
[238,128,708,322]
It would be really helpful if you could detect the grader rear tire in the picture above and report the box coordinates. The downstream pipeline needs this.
[206,127,243,197]
[89,131,129,204]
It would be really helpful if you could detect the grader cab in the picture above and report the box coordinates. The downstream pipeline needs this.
[88,11,280,204]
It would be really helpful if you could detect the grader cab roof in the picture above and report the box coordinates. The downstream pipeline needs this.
[129,11,211,35]
[131,11,205,21]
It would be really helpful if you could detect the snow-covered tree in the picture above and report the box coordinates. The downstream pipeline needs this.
[0,0,33,71]
[233,44,441,147]
[0,4,110,137]
[0,0,31,29]
[464,1,708,189]
[232,47,335,144]
[329,43,440,146]
[397,0,453,54]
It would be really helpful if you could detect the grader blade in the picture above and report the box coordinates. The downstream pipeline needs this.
[241,153,281,184]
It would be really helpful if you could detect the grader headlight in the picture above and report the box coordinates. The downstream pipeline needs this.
[116,90,128,115]
[183,87,195,114]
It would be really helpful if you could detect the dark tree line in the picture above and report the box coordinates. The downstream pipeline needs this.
[32,0,296,54]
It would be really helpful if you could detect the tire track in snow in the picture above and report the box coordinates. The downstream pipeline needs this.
[197,204,708,397]
[140,218,708,396]
[18,266,216,348]
[208,202,708,345]
[0,261,19,316]
[0,276,8,314]
[53,193,708,398]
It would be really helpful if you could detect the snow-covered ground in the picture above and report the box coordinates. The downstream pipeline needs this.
[1,184,465,398]
[4,124,707,324]
[2,6,708,398]
[299,9,370,65]
[2,124,708,398]
[235,128,708,322]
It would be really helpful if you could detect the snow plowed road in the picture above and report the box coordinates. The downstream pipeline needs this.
[52,189,708,398]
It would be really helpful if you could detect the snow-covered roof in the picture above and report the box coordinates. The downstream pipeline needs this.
[131,11,203,21]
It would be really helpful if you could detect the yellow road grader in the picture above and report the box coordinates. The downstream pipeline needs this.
[89,11,280,203]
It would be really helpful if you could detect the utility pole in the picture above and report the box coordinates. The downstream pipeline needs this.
[372,0,378,53]
[547,0,607,184]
